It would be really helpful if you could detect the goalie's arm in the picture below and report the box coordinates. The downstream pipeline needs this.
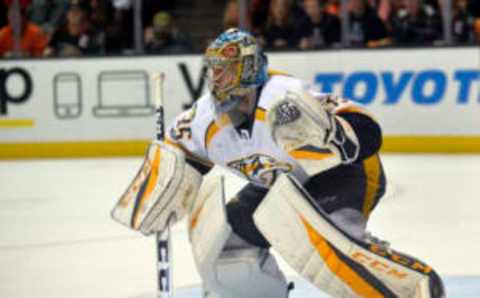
[165,138,213,175]
[165,104,215,175]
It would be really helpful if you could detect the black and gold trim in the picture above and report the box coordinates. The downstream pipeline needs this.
[205,120,221,149]
[362,154,385,217]
[289,145,334,160]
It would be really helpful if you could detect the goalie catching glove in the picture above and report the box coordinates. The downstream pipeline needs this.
[267,89,360,176]
[111,141,202,235]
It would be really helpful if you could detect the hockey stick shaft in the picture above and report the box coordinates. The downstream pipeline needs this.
[153,72,173,298]
[154,73,165,141]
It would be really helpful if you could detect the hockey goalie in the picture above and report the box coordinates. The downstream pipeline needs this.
[111,28,445,298]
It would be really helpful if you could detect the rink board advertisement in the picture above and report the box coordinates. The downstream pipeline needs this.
[0,47,479,158]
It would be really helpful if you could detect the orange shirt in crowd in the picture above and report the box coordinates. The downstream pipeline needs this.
[0,22,47,57]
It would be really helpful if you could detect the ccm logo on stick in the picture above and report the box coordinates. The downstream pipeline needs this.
[0,67,33,115]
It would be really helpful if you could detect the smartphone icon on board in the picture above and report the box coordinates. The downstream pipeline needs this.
[53,73,82,119]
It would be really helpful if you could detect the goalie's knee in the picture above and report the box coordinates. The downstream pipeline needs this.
[188,176,289,298]
[202,234,290,298]
[226,183,270,248]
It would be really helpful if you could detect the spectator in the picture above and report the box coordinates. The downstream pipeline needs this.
[474,18,480,44]
[381,0,404,27]
[376,0,392,24]
[0,1,8,28]
[44,6,104,56]
[390,0,443,45]
[469,0,480,18]
[222,0,238,29]
[222,0,273,35]
[3,0,31,7]
[71,0,134,54]
[104,0,133,53]
[348,0,391,47]
[222,0,252,30]
[0,4,48,57]
[88,0,113,29]
[29,0,69,38]
[250,0,271,34]
[111,0,130,10]
[262,0,301,49]
[325,0,340,15]
[144,11,192,54]
[298,0,341,49]
[452,0,476,43]
[142,0,176,29]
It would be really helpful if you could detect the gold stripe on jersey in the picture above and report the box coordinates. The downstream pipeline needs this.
[288,145,334,160]
[255,107,266,121]
[300,216,385,297]
[267,69,290,77]
[289,149,334,160]
[362,154,381,217]
[204,114,232,150]
[205,121,221,148]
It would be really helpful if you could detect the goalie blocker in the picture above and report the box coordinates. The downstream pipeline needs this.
[267,88,361,177]
[254,174,445,298]
[111,141,202,235]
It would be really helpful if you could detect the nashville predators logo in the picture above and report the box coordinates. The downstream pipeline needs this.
[228,154,293,186]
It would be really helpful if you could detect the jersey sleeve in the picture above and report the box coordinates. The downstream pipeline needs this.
[166,104,214,174]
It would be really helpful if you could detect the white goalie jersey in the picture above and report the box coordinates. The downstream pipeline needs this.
[167,74,355,187]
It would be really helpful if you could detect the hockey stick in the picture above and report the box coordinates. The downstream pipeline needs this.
[153,72,173,298]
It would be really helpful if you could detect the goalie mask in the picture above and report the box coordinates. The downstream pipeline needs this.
[204,28,268,114]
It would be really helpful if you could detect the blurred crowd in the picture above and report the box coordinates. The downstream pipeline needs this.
[0,0,479,58]
[0,0,190,57]
[232,0,480,50]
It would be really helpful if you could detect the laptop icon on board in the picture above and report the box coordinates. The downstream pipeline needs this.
[93,70,154,117]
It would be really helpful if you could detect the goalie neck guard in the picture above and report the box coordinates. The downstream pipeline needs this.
[204,28,268,114]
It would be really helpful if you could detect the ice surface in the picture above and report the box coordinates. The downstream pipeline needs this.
[1,155,479,298]
[140,277,480,298]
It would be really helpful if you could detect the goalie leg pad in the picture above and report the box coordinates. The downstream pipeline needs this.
[329,207,367,241]
[189,175,289,298]
[189,175,232,275]
[111,141,202,235]
[254,174,445,298]
[203,235,290,298]
[267,90,359,176]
